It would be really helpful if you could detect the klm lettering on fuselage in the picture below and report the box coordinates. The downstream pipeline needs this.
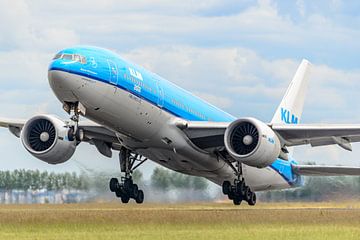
[129,67,143,81]
[281,108,298,124]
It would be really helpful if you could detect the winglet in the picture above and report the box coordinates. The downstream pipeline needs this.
[271,59,312,125]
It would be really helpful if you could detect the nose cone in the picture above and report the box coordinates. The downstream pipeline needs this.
[48,66,80,103]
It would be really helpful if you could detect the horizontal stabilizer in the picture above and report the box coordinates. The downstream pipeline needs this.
[292,165,360,176]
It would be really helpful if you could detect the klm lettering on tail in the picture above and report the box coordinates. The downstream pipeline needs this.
[281,108,298,124]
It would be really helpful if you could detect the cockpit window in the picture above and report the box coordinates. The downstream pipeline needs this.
[52,53,87,64]
[80,56,87,64]
[73,54,87,64]
[62,54,73,60]
[53,53,62,60]
[73,54,81,62]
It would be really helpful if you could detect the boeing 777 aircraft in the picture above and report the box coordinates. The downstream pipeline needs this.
[2,46,360,205]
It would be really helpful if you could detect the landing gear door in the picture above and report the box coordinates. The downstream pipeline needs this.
[107,59,118,85]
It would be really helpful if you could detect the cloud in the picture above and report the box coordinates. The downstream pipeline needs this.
[296,0,306,17]
[0,0,79,51]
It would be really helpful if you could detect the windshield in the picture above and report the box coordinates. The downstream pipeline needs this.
[52,53,87,64]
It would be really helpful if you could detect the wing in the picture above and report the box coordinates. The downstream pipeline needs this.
[0,118,26,137]
[0,118,122,158]
[180,121,360,151]
[292,165,360,176]
[272,124,360,151]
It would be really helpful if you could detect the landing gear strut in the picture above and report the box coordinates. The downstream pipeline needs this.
[109,147,147,204]
[65,102,83,142]
[222,163,257,206]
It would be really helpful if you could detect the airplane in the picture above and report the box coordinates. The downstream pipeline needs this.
[2,45,360,205]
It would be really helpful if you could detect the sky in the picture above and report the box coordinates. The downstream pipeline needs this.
[1,0,360,179]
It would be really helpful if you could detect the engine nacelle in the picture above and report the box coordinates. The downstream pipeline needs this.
[21,115,76,164]
[224,118,281,168]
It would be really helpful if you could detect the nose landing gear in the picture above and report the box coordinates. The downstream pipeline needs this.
[109,147,147,204]
[64,102,84,142]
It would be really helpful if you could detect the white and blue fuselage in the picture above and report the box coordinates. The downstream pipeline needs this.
[48,46,302,191]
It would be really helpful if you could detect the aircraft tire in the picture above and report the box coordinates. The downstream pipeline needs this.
[135,190,144,204]
[115,189,122,198]
[121,195,130,204]
[239,181,246,196]
[222,181,231,195]
[109,178,119,192]
[228,190,235,200]
[248,192,256,206]
[233,197,241,205]
[245,187,252,202]
[131,184,139,199]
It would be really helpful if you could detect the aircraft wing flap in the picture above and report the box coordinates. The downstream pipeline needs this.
[292,165,360,176]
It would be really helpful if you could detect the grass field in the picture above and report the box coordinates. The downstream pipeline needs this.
[0,202,360,240]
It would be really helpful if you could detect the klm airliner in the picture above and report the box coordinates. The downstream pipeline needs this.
[2,46,360,205]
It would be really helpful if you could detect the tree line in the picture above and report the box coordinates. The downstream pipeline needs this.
[1,168,360,202]
[0,169,88,191]
[260,176,360,202]
[0,167,208,192]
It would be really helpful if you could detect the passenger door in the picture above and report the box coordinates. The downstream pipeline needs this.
[156,81,164,108]
[107,59,118,85]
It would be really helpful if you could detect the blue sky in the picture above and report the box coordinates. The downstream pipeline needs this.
[1,0,360,177]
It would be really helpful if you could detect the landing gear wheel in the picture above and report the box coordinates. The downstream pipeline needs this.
[115,190,122,198]
[124,178,133,192]
[248,192,257,206]
[245,187,252,202]
[131,184,139,199]
[239,181,246,195]
[222,181,231,195]
[109,178,119,192]
[228,190,235,200]
[233,197,242,205]
[135,190,144,204]
[121,195,130,204]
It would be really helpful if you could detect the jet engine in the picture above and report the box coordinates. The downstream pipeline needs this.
[21,115,76,164]
[224,118,281,168]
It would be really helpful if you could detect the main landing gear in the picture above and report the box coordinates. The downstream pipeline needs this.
[222,163,257,206]
[109,147,147,204]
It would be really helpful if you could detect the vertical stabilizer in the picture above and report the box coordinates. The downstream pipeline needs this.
[271,59,312,125]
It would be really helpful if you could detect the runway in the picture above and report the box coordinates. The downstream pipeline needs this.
[0,202,359,240]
